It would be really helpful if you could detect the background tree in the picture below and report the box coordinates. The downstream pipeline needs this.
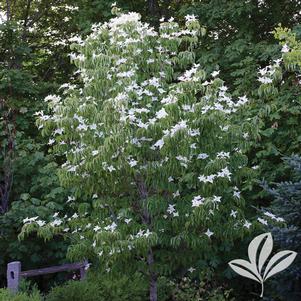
[0,0,82,287]
[262,155,301,301]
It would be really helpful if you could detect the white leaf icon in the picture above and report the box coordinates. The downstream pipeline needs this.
[228,259,262,283]
[229,232,297,298]
[263,250,297,281]
[258,233,273,273]
[248,232,272,270]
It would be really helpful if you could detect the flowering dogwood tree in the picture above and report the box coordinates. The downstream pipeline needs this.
[22,10,258,301]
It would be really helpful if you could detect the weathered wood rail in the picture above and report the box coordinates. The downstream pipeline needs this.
[7,260,88,293]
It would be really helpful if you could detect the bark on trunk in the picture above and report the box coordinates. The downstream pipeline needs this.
[0,99,15,214]
[135,176,158,301]
[6,0,11,20]
[148,0,157,16]
[148,249,157,301]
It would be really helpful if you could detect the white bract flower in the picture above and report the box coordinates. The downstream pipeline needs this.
[257,217,268,225]
[281,44,289,53]
[192,195,204,207]
[197,153,209,159]
[211,70,220,77]
[243,220,251,229]
[205,229,214,238]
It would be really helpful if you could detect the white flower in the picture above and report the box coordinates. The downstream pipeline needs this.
[170,120,187,137]
[281,44,289,53]
[233,190,241,198]
[188,267,196,273]
[264,211,276,219]
[173,190,180,198]
[243,132,249,139]
[178,64,199,82]
[146,58,155,64]
[48,139,55,145]
[144,229,152,237]
[109,12,141,30]
[45,94,61,103]
[152,139,164,149]
[230,210,238,218]
[107,165,116,172]
[212,196,221,203]
[216,151,230,159]
[128,159,138,167]
[156,108,168,119]
[92,150,99,156]
[211,70,220,77]
[185,15,197,22]
[258,77,273,84]
[198,174,215,183]
[51,219,62,227]
[125,218,132,224]
[36,220,46,227]
[173,211,179,217]
[93,225,101,232]
[104,222,117,232]
[168,176,174,182]
[192,195,204,207]
[217,167,231,180]
[197,153,209,159]
[257,217,268,225]
[167,204,176,214]
[243,220,251,229]
[205,229,214,238]
[67,196,76,203]
[161,95,177,105]
[116,58,127,65]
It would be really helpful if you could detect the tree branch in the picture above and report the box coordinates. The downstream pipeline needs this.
[6,0,11,20]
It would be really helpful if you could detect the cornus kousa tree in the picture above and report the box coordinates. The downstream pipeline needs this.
[21,10,258,301]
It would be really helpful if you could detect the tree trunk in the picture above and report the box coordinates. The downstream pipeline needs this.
[6,0,11,20]
[148,0,157,16]
[0,99,15,214]
[135,176,158,301]
[148,249,157,301]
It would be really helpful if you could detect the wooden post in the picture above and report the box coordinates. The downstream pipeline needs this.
[7,261,21,293]
[79,260,88,280]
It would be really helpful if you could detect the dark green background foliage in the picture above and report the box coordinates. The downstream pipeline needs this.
[262,155,301,301]
[1,0,300,300]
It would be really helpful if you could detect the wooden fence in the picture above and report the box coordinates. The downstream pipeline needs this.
[7,260,88,293]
